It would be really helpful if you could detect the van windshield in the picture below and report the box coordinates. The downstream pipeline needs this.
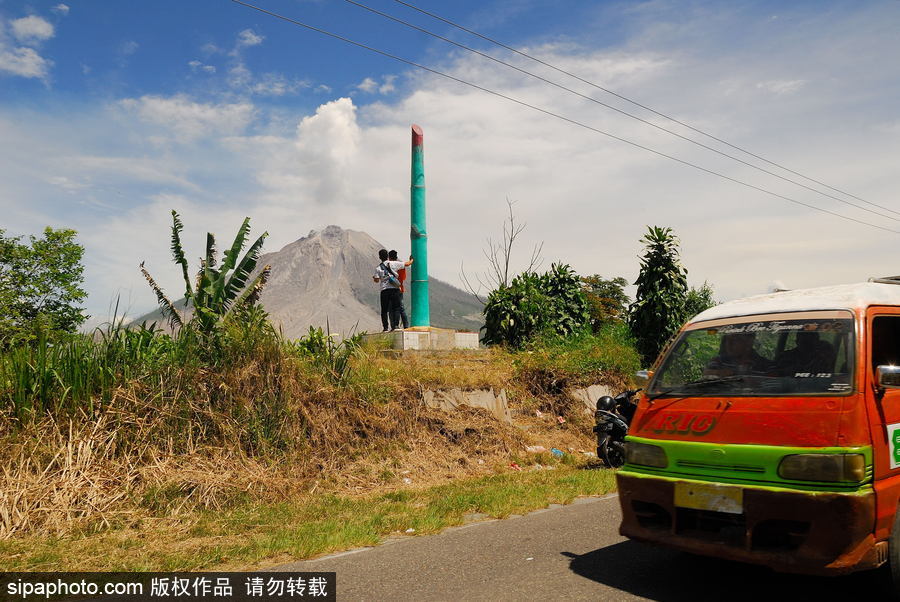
[650,314,855,397]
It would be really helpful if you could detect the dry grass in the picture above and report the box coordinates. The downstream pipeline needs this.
[0,464,617,572]
[0,384,532,540]
[356,347,514,392]
[0,330,632,569]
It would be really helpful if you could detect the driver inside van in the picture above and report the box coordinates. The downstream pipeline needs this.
[705,332,773,377]
[776,331,835,376]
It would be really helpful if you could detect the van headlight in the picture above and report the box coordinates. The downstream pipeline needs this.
[777,454,866,482]
[625,442,668,468]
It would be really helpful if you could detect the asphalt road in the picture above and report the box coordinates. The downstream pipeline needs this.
[276,493,894,601]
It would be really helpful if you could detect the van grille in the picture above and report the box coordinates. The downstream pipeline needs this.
[676,461,765,474]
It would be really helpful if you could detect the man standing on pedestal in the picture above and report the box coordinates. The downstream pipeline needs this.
[373,248,413,332]
[388,249,411,330]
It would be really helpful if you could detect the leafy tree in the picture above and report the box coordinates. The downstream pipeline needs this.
[482,262,589,348]
[0,227,88,345]
[684,281,717,319]
[628,226,688,367]
[582,275,630,331]
[141,211,271,336]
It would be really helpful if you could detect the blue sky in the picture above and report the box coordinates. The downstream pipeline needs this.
[2,1,899,328]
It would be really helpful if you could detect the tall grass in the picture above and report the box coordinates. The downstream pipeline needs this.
[0,304,303,423]
[0,321,182,422]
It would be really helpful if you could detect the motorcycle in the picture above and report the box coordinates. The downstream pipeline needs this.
[593,388,641,468]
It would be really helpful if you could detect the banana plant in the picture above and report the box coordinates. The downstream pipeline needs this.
[140,210,271,334]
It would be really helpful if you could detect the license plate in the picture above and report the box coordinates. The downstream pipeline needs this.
[674,482,743,514]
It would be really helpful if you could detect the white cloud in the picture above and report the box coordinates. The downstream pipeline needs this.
[65,155,198,190]
[250,73,308,96]
[235,29,264,50]
[219,28,306,97]
[356,75,398,95]
[119,95,256,142]
[757,79,807,95]
[356,77,377,93]
[0,46,52,79]
[10,16,54,44]
[188,60,216,74]
[52,4,70,16]
[379,75,397,95]
[120,40,139,56]
[47,175,88,192]
[227,64,305,97]
[224,97,362,207]
[0,14,55,80]
[226,63,251,89]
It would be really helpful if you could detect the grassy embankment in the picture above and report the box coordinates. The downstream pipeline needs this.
[0,316,638,571]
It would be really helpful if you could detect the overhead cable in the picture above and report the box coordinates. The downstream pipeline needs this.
[393,0,899,218]
[344,0,898,222]
[229,0,900,235]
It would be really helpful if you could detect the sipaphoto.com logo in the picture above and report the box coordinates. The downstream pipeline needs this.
[5,577,142,599]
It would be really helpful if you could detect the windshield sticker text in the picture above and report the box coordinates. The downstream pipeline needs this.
[715,321,843,335]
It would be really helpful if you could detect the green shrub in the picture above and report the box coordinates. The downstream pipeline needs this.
[482,263,589,348]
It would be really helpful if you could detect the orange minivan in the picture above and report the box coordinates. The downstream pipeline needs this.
[618,280,900,592]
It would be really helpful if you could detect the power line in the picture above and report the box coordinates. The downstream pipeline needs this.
[393,0,900,219]
[343,0,900,223]
[228,0,900,236]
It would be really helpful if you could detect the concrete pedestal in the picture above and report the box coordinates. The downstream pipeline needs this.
[364,327,479,351]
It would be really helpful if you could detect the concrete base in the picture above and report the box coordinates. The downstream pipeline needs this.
[364,327,480,350]
[422,388,510,423]
[568,384,614,414]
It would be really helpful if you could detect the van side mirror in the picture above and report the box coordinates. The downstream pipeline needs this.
[635,370,653,383]
[877,365,900,389]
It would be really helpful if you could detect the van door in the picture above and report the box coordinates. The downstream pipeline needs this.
[867,308,900,539]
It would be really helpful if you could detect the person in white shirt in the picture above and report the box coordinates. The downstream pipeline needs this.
[373,248,413,331]
[388,249,411,329]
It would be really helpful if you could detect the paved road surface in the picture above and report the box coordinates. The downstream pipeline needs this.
[276,493,893,600]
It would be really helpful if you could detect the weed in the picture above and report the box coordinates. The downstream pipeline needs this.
[0,301,638,544]
[0,466,616,571]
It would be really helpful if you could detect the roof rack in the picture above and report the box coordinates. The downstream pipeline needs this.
[869,276,900,285]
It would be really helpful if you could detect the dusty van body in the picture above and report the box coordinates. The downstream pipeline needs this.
[617,282,900,579]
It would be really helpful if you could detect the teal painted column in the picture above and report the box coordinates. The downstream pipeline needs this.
[410,124,430,328]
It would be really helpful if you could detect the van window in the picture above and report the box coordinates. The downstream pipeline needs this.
[650,316,855,397]
[872,316,900,373]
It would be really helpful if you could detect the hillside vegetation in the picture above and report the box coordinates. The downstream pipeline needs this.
[0,315,638,546]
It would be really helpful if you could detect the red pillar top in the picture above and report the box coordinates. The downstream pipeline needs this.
[411,124,423,148]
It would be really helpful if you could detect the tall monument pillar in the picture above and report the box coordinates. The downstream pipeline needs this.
[410,124,430,328]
